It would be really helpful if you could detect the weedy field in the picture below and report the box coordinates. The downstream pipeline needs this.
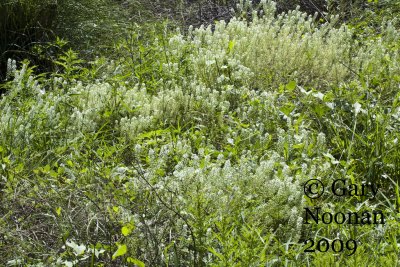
[1,0,400,266]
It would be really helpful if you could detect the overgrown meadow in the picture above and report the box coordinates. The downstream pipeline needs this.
[1,1,400,266]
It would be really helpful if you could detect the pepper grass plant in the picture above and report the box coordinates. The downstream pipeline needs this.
[1,0,400,266]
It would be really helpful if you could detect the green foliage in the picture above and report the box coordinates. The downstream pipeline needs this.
[1,1,400,266]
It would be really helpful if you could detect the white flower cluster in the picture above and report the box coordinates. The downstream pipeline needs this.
[162,1,399,91]
[2,1,397,152]
[6,58,17,80]
[127,128,333,250]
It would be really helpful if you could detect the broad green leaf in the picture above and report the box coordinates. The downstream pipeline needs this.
[50,170,58,178]
[286,80,296,91]
[127,257,145,267]
[279,103,295,116]
[112,244,127,260]
[56,207,62,216]
[313,103,328,117]
[3,157,10,164]
[122,223,134,237]
[58,167,65,175]
[43,164,51,173]
[15,163,24,172]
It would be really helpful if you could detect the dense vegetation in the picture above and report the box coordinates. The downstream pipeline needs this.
[1,0,400,266]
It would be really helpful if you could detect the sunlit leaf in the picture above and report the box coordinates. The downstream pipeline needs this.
[127,257,145,267]
[286,80,296,91]
[112,244,127,260]
[56,207,62,216]
[122,223,134,236]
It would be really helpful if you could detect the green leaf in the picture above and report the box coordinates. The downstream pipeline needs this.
[293,143,304,149]
[279,103,295,116]
[50,170,58,178]
[15,163,24,172]
[155,168,166,176]
[121,223,134,237]
[228,40,235,53]
[3,157,10,164]
[208,247,225,261]
[58,167,65,175]
[112,244,127,260]
[56,207,62,216]
[313,103,328,117]
[127,257,145,267]
[43,164,51,173]
[286,81,296,91]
